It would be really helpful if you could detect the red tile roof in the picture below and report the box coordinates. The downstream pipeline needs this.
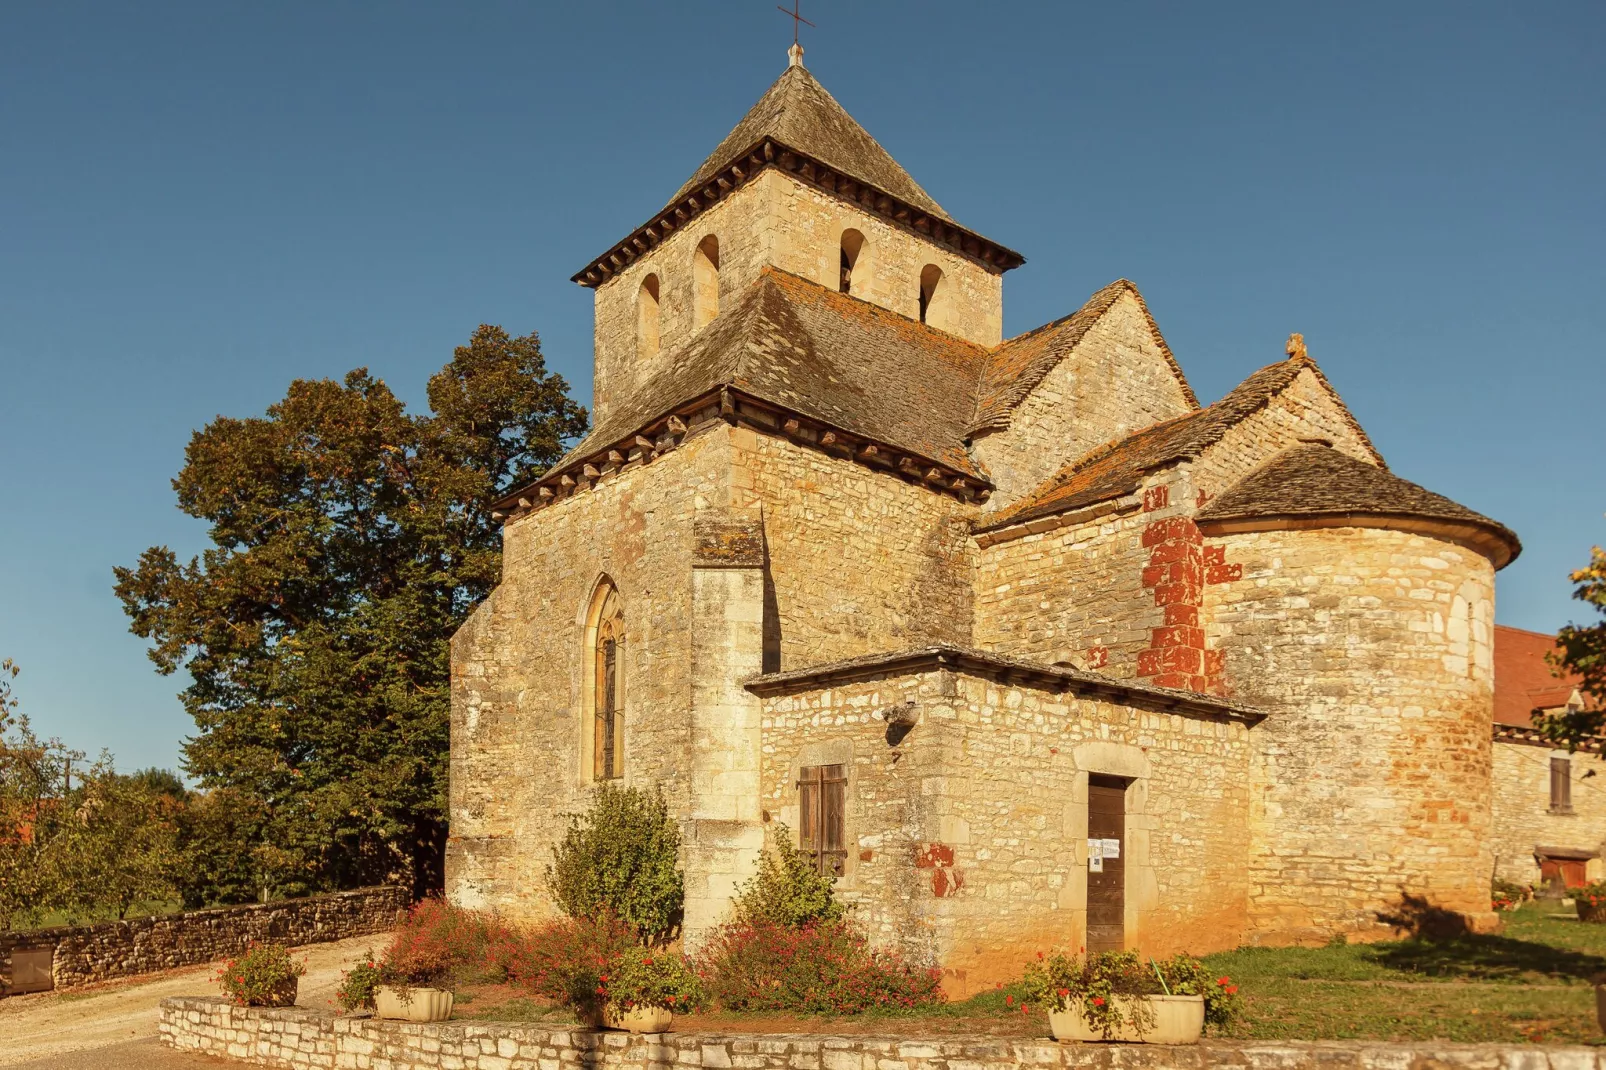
[1494,624,1586,728]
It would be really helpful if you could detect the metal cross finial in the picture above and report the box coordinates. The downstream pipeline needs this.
[777,0,814,47]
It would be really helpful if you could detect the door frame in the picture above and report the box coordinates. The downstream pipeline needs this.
[1065,742,1155,953]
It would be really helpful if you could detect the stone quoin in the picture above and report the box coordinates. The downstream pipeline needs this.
[446,45,1522,992]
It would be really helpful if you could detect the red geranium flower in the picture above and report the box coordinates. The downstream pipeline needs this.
[1092,997,1105,1006]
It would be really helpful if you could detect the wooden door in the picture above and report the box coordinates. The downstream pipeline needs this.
[1086,775,1127,954]
[1540,856,1589,889]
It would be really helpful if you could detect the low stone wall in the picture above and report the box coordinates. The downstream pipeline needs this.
[1,886,405,993]
[159,997,1601,1070]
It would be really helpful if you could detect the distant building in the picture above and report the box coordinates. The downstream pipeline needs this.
[1490,624,1601,889]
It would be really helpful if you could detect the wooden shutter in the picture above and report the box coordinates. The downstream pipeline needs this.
[1551,756,1573,812]
[798,764,848,876]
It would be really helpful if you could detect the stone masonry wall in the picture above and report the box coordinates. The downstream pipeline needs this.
[162,997,1603,1070]
[591,171,1003,424]
[734,429,976,669]
[1491,739,1606,884]
[1205,526,1496,943]
[448,426,735,923]
[757,666,1254,995]
[972,294,1194,507]
[0,886,403,994]
[1189,365,1377,505]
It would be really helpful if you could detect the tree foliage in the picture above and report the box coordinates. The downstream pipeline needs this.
[1540,545,1606,752]
[115,326,586,896]
[546,784,684,946]
[731,824,843,929]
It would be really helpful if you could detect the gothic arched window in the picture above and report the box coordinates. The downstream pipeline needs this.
[693,235,720,329]
[589,582,625,781]
[637,274,661,359]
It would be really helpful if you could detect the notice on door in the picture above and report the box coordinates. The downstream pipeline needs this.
[1101,838,1120,859]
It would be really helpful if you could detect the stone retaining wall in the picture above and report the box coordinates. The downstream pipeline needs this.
[1,886,405,993]
[159,997,1599,1070]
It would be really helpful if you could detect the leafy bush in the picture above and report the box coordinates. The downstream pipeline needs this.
[381,896,510,986]
[1021,949,1242,1037]
[1152,953,1243,1031]
[700,918,942,1015]
[1491,878,1532,911]
[603,946,703,1014]
[336,956,383,1012]
[732,826,842,929]
[508,916,636,1016]
[217,943,305,1007]
[546,784,683,945]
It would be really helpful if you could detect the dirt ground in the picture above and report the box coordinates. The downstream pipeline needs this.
[0,934,384,1067]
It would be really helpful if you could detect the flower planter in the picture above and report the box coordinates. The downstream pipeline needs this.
[1577,899,1606,923]
[1596,983,1606,1034]
[603,1004,674,1033]
[374,985,454,1023]
[1048,994,1204,1044]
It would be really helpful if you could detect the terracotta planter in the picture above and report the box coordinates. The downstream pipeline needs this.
[1577,899,1606,923]
[603,1004,674,1033]
[374,985,454,1022]
[1048,994,1204,1044]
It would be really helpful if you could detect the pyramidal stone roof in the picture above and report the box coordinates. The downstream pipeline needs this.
[571,58,1023,288]
[1195,443,1521,567]
[672,62,952,223]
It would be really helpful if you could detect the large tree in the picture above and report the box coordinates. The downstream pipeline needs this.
[116,327,586,896]
[1540,545,1606,751]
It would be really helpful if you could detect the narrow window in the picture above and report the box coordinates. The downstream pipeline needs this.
[1551,755,1573,813]
[839,229,865,294]
[798,764,847,876]
[637,274,661,359]
[693,236,720,329]
[918,264,943,326]
[592,585,624,781]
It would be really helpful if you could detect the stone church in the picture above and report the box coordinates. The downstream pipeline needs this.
[447,47,1521,992]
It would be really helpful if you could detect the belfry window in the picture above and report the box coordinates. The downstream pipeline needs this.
[918,264,943,326]
[637,274,661,359]
[839,229,865,294]
[693,235,720,329]
[798,763,847,876]
[590,583,624,781]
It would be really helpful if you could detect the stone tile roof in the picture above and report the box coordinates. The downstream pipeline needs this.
[554,268,993,481]
[674,64,951,223]
[744,643,1267,721]
[1492,624,1588,728]
[969,280,1198,434]
[975,357,1335,532]
[1194,443,1521,567]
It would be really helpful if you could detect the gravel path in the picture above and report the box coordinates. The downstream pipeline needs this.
[0,934,383,1067]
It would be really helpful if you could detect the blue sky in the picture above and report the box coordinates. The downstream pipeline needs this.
[2,2,1602,774]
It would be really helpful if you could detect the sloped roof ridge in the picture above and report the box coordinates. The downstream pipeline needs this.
[1196,442,1521,567]
[969,279,1197,436]
[973,356,1318,533]
[672,64,951,222]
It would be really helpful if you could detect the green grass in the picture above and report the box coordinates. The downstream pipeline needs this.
[1199,903,1601,1043]
[17,899,185,931]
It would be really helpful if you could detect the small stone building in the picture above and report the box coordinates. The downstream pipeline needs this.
[447,47,1521,992]
[1489,625,1603,889]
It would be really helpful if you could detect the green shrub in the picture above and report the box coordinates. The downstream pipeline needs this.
[733,826,842,929]
[509,916,637,1017]
[545,784,683,945]
[1491,877,1531,911]
[380,896,519,987]
[336,956,382,1012]
[1021,948,1243,1036]
[603,946,703,1014]
[217,943,305,1007]
[700,917,943,1014]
